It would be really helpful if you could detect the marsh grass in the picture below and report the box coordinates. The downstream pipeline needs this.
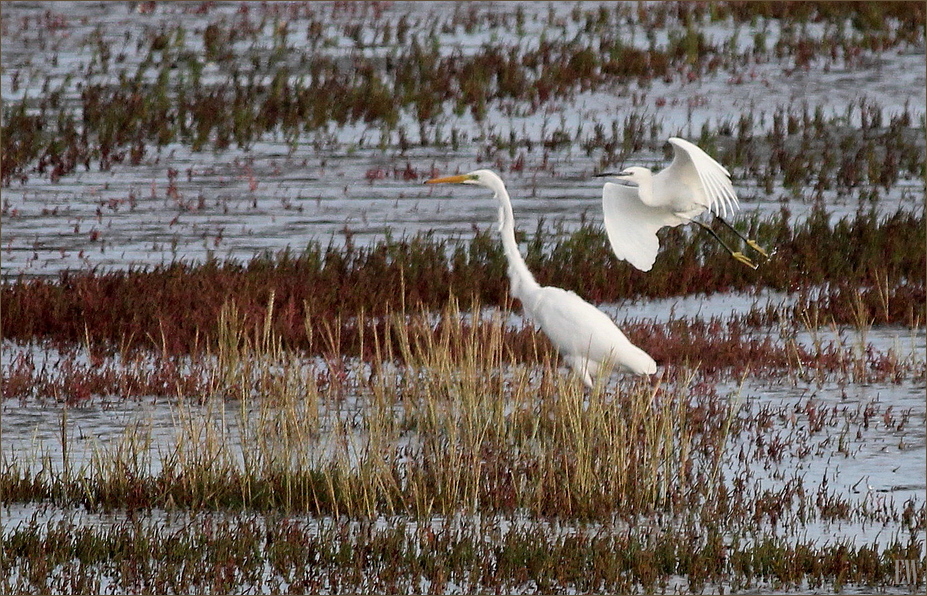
[2,296,739,524]
[7,293,920,520]
[2,206,923,356]
[3,285,922,405]
[2,1,923,185]
[2,291,923,593]
[2,3,924,592]
[2,507,921,594]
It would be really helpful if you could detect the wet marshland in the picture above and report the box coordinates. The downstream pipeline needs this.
[1,1,926,594]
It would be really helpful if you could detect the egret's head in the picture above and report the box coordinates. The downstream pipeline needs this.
[596,166,651,187]
[425,169,499,188]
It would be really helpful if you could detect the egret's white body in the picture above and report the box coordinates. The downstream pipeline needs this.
[426,169,656,387]
[601,137,748,271]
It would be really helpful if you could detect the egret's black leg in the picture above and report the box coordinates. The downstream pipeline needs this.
[693,220,758,269]
[713,215,769,258]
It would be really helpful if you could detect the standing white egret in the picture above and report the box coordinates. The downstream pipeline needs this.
[425,169,656,388]
[596,137,768,272]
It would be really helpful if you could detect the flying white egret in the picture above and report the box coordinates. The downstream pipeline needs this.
[425,169,656,388]
[596,137,768,272]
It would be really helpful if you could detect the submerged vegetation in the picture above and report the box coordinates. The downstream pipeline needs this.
[5,510,921,594]
[2,297,925,592]
[2,1,925,185]
[2,205,923,356]
[2,1,925,594]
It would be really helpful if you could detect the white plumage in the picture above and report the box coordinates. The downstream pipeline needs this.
[426,169,656,387]
[600,137,764,271]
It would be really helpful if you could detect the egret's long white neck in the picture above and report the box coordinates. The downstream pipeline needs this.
[487,178,540,302]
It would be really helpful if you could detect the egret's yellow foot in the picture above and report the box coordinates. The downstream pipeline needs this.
[732,252,758,269]
[746,239,769,258]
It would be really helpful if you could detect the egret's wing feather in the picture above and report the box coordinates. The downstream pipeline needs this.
[602,182,686,272]
[662,137,739,217]
[529,286,656,376]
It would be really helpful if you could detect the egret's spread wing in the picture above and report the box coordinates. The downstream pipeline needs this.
[662,137,739,218]
[602,182,687,272]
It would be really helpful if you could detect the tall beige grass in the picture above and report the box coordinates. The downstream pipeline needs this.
[29,294,738,519]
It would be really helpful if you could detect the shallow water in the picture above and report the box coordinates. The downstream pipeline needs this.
[1,3,925,592]
[2,1,924,278]
[2,348,924,593]
[1,500,922,594]
[3,350,924,508]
